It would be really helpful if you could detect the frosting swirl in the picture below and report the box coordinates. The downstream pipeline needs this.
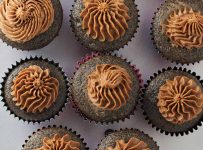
[106,137,150,150]
[164,7,203,49]
[0,0,54,43]
[80,0,130,42]
[36,134,81,150]
[11,65,59,113]
[157,76,203,124]
[87,64,132,110]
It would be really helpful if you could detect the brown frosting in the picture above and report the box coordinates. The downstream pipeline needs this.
[11,65,59,113]
[87,64,132,110]
[106,137,150,150]
[36,134,81,150]
[163,7,203,49]
[80,0,130,42]
[157,76,203,124]
[0,0,54,43]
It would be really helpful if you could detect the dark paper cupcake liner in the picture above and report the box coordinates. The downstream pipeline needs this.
[70,52,143,124]
[140,66,203,136]
[70,0,140,52]
[0,56,70,123]
[150,0,202,65]
[22,125,89,150]
[97,128,159,150]
[0,0,63,51]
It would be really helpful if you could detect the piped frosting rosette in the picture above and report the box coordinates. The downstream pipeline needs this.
[11,65,59,113]
[0,0,54,43]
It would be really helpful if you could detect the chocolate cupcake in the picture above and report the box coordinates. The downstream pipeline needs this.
[70,0,139,52]
[152,0,203,64]
[0,0,63,50]
[22,125,88,150]
[141,67,203,136]
[97,129,159,150]
[71,53,142,124]
[0,57,69,123]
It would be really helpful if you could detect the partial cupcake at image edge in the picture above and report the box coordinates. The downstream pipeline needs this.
[97,128,159,150]
[140,67,203,136]
[71,52,143,124]
[151,0,203,64]
[70,0,140,52]
[0,0,63,50]
[22,125,89,150]
[0,56,69,123]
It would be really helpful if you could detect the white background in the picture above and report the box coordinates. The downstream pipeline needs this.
[0,0,202,149]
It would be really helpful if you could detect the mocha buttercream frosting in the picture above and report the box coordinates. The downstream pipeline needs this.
[106,137,150,150]
[36,134,81,150]
[80,0,130,42]
[0,0,54,43]
[157,76,203,124]
[163,7,203,49]
[11,65,59,113]
[87,64,132,110]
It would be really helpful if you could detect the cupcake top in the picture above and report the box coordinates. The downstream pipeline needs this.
[23,126,88,150]
[0,0,54,43]
[72,54,141,123]
[106,137,150,150]
[80,0,130,42]
[87,64,132,110]
[163,7,203,50]
[157,76,203,125]
[152,0,203,64]
[1,57,68,122]
[36,134,80,150]
[71,0,139,51]
[97,129,158,150]
[11,65,59,113]
[142,68,203,135]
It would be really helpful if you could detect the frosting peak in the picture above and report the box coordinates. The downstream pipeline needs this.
[36,134,81,150]
[0,0,54,43]
[87,64,132,110]
[106,137,150,150]
[164,7,203,49]
[11,65,59,113]
[80,0,130,42]
[157,76,203,124]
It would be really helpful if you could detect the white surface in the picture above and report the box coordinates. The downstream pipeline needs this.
[0,0,202,149]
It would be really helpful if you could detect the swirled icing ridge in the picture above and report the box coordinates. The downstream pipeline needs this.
[106,137,150,150]
[87,64,132,110]
[80,0,130,42]
[164,7,203,49]
[36,134,81,150]
[0,0,54,43]
[11,65,59,113]
[157,76,203,124]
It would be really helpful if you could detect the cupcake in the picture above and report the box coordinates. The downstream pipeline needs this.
[70,0,139,52]
[0,57,69,123]
[71,53,142,124]
[97,129,159,150]
[152,0,203,64]
[22,125,88,150]
[0,0,63,50]
[141,67,203,136]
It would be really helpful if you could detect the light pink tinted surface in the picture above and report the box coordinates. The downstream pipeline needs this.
[0,0,202,150]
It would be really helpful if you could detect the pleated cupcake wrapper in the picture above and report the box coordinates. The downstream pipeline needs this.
[22,125,89,150]
[97,128,159,150]
[70,0,140,52]
[140,66,203,136]
[150,1,200,65]
[0,56,70,124]
[70,52,143,125]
